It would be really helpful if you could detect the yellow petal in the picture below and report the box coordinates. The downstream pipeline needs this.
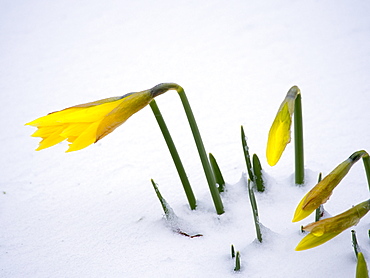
[67,136,78,143]
[35,126,66,150]
[60,123,91,137]
[26,98,125,127]
[66,121,100,152]
[31,126,64,138]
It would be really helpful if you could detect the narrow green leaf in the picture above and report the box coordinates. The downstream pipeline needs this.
[294,93,304,185]
[248,179,262,242]
[234,251,241,271]
[150,100,196,210]
[151,179,172,219]
[231,245,235,258]
[209,153,225,193]
[252,153,265,192]
[241,126,254,182]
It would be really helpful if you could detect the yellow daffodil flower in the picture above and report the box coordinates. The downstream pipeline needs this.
[292,150,368,222]
[295,199,370,251]
[357,252,369,278]
[26,83,179,152]
[266,86,300,166]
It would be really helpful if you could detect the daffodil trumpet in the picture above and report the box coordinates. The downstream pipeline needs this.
[266,86,304,184]
[293,150,368,222]
[295,199,370,251]
[26,85,169,152]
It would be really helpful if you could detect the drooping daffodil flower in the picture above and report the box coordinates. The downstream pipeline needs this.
[266,86,300,166]
[356,252,369,278]
[295,199,370,251]
[26,83,180,152]
[292,150,368,222]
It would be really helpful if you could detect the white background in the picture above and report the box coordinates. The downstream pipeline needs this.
[1,1,370,277]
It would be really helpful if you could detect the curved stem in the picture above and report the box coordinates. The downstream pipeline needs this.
[150,83,224,214]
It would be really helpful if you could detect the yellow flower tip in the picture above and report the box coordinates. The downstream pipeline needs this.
[292,192,314,222]
[292,207,314,223]
[295,232,340,251]
[356,252,369,278]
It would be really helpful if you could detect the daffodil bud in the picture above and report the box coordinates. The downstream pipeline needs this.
[295,199,370,251]
[266,86,300,166]
[292,150,369,222]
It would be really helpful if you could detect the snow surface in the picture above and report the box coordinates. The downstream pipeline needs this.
[1,0,370,277]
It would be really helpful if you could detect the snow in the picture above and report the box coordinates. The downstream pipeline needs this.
[1,0,370,277]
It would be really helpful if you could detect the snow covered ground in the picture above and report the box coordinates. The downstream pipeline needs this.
[1,0,370,277]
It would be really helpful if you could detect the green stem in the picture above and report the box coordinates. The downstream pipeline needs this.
[315,172,324,222]
[362,154,370,191]
[294,93,304,185]
[351,230,360,258]
[177,87,224,215]
[150,99,196,210]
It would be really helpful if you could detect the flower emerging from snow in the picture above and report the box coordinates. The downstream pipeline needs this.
[292,150,368,222]
[266,86,300,166]
[26,83,178,152]
[295,199,370,251]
